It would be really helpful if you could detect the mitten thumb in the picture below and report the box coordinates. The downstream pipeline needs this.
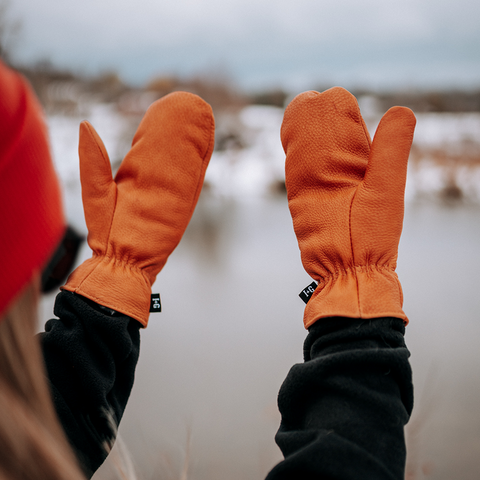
[78,121,116,251]
[363,107,416,198]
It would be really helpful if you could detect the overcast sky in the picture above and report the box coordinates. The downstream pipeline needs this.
[8,0,480,92]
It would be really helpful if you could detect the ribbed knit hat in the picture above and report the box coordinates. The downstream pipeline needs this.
[0,61,65,316]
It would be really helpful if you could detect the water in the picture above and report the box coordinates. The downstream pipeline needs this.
[40,193,480,480]
[400,201,480,480]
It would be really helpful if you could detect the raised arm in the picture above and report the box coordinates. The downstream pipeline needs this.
[41,92,215,476]
[267,87,416,479]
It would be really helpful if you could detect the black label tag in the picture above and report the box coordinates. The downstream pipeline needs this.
[150,293,162,313]
[299,282,318,304]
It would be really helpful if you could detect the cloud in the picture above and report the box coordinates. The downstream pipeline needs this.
[10,0,480,89]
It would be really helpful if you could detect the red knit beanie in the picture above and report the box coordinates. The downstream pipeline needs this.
[0,61,65,316]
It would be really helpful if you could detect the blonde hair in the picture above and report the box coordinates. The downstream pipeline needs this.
[0,276,85,480]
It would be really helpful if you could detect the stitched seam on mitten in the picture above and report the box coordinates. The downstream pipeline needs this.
[188,115,215,221]
[348,191,361,314]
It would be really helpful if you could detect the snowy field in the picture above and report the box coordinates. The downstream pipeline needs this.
[47,100,480,212]
[42,101,480,480]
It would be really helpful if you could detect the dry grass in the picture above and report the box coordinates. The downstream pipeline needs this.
[409,139,480,202]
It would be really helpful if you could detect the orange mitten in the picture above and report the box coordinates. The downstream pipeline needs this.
[282,87,416,329]
[63,92,215,327]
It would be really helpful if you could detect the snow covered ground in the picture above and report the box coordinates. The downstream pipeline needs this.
[47,101,480,221]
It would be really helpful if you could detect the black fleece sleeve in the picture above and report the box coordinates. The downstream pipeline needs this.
[40,291,141,478]
[266,317,413,480]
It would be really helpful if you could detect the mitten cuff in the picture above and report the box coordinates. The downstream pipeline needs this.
[62,256,151,327]
[304,266,407,329]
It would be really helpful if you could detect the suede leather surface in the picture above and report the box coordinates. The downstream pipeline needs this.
[63,92,215,326]
[281,87,416,328]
